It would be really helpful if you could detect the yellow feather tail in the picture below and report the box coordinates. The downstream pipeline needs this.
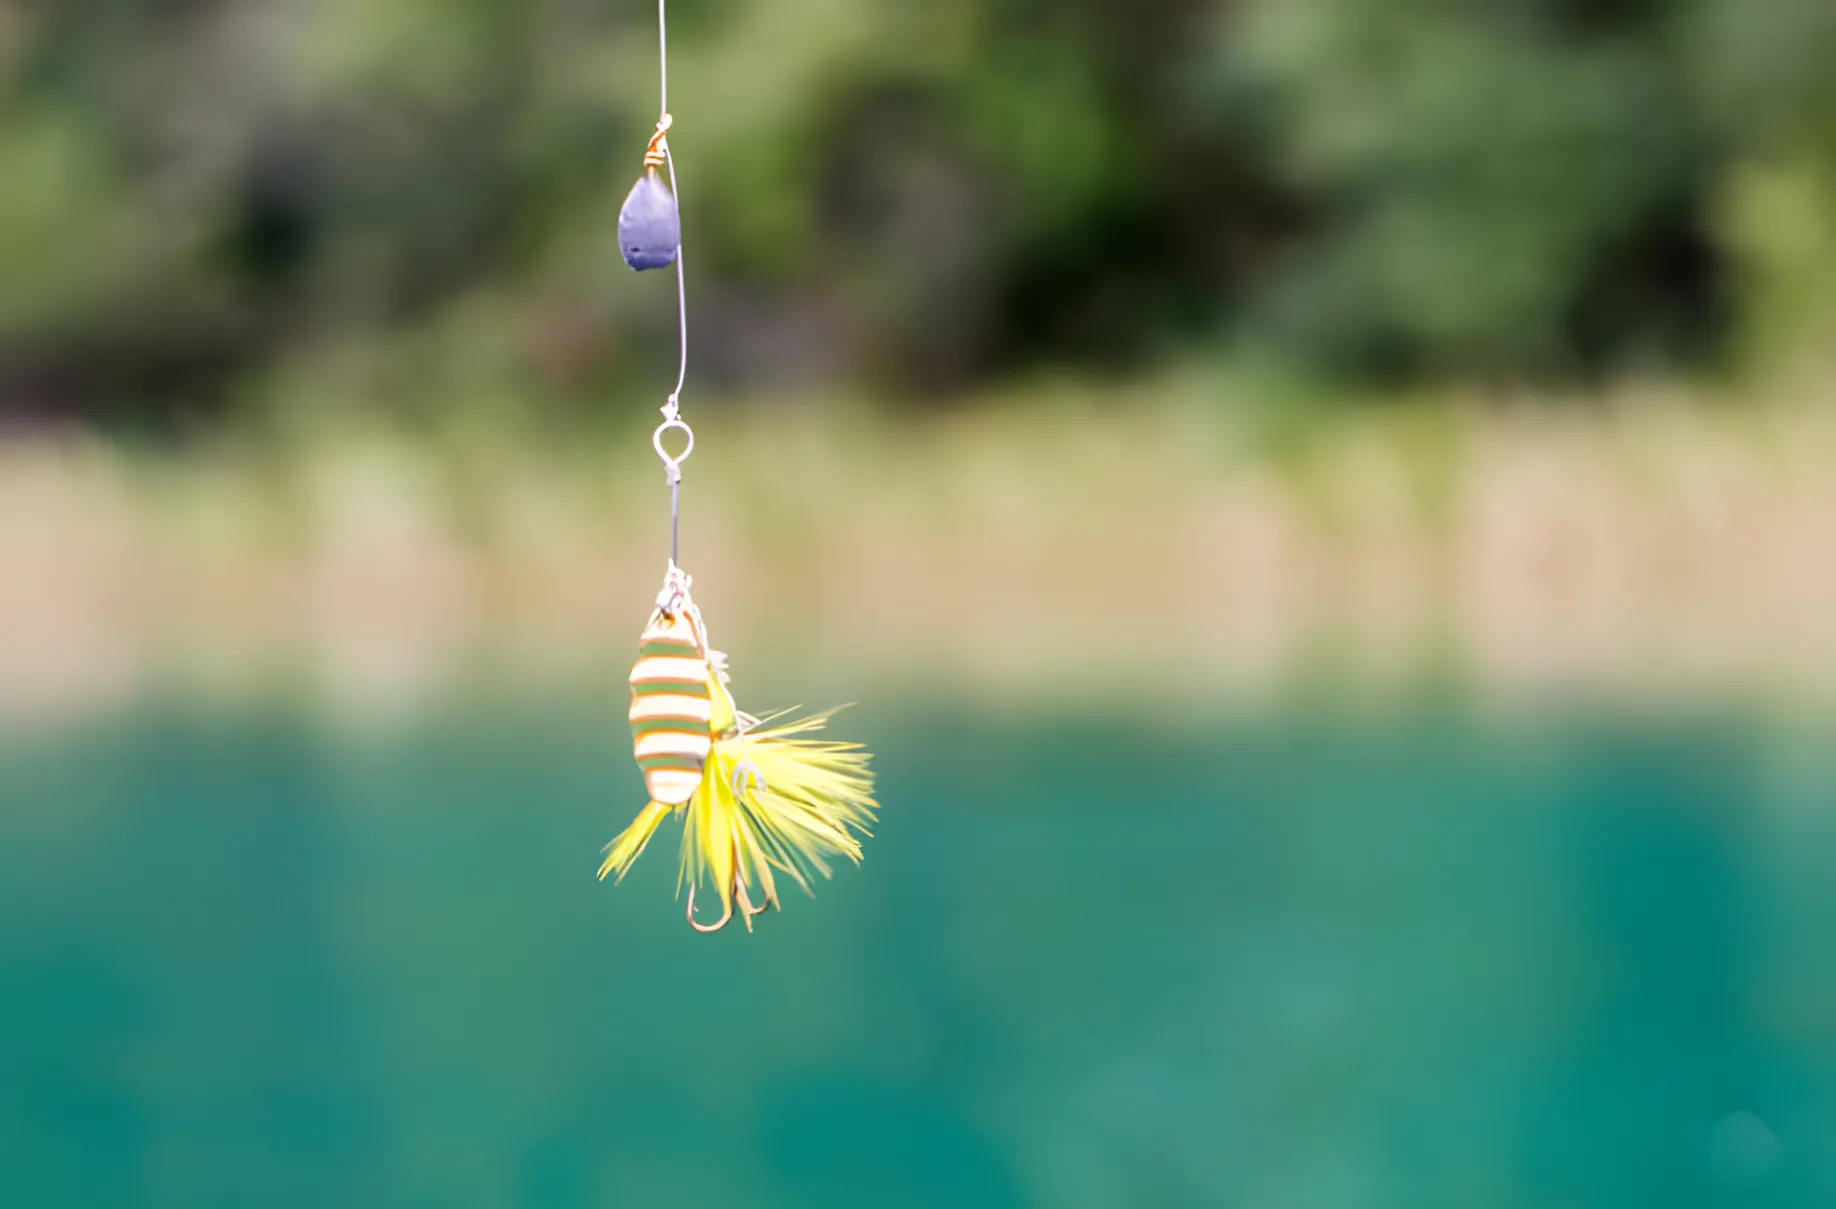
[598,800,672,883]
[680,708,877,915]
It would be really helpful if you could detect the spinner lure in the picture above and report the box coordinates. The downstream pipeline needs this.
[600,0,877,933]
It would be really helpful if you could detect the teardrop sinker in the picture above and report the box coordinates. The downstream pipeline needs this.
[619,172,681,271]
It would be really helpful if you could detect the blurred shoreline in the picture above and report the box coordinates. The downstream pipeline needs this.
[4,375,1835,725]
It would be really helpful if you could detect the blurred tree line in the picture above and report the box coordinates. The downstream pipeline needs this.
[1,0,1834,425]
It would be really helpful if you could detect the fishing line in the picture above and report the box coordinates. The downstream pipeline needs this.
[623,0,693,564]
[607,0,878,935]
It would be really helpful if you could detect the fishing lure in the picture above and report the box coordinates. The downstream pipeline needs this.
[600,0,877,933]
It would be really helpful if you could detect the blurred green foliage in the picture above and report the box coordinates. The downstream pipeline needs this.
[1,0,1835,422]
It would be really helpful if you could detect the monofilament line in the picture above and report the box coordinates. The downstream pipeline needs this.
[666,149,688,418]
[657,0,668,113]
[653,0,690,565]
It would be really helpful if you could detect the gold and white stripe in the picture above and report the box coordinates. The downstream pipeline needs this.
[628,608,714,805]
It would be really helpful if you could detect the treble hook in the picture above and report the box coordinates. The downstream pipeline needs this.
[686,865,774,933]
[735,879,771,932]
[731,758,766,799]
[686,882,732,933]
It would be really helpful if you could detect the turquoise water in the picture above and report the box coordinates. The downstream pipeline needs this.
[1,696,1832,1208]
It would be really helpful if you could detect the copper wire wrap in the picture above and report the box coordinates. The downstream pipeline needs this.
[643,113,673,172]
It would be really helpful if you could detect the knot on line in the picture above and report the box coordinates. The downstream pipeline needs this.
[644,113,673,171]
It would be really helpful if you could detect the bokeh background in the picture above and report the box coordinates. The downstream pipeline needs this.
[3,2,1835,1206]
